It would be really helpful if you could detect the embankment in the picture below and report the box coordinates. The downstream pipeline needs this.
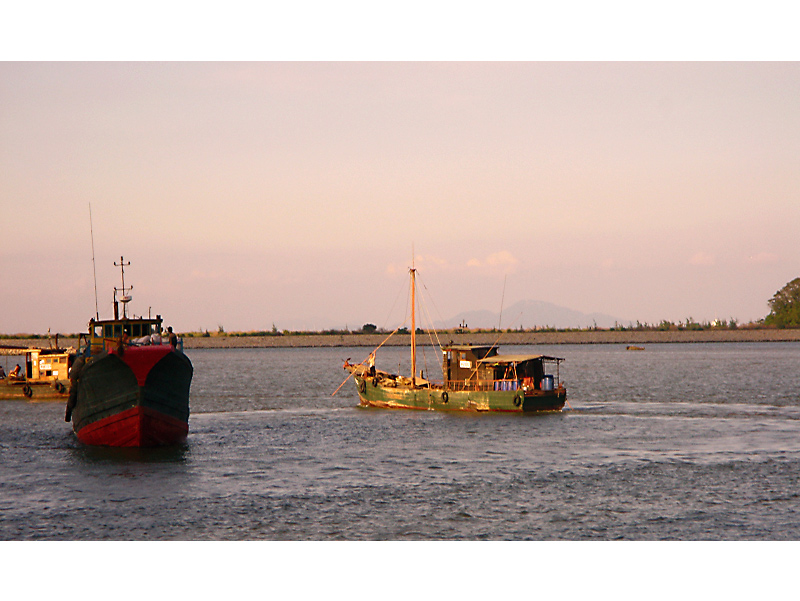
[6,328,800,351]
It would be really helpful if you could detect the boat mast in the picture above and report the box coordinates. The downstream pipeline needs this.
[114,256,132,319]
[410,262,416,386]
[89,203,99,321]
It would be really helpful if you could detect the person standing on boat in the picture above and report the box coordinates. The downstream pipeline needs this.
[368,352,376,377]
[65,354,85,422]
[168,326,178,349]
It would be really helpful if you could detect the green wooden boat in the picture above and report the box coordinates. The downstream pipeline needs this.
[343,264,566,413]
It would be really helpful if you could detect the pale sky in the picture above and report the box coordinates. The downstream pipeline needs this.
[2,60,799,334]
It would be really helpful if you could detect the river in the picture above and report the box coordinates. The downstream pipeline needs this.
[2,343,799,542]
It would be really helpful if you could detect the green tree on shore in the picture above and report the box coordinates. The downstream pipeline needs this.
[765,277,800,328]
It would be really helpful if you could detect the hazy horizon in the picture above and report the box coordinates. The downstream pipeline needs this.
[2,62,799,335]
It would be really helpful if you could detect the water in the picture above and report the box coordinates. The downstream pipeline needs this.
[2,342,800,541]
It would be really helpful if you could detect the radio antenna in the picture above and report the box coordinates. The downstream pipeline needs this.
[89,203,99,320]
[498,274,507,330]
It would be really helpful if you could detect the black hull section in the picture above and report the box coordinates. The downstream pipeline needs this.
[72,348,193,447]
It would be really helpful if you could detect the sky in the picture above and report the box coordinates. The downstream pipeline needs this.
[2,27,799,334]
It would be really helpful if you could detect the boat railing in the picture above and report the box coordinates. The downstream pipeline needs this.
[85,334,183,356]
[435,379,520,392]
[430,377,561,392]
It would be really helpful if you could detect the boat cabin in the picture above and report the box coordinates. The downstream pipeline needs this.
[442,345,498,382]
[28,348,74,383]
[442,344,563,392]
[76,257,177,357]
[1,346,74,385]
[82,315,164,356]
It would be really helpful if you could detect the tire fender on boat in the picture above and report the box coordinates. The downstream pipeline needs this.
[358,379,367,394]
[441,391,448,403]
[513,393,522,407]
[23,384,33,398]
[55,382,66,394]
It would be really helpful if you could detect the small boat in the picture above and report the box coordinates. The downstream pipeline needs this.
[626,345,645,351]
[1,343,74,401]
[342,263,566,412]
[66,257,193,447]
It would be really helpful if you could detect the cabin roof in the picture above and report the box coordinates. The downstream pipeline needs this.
[444,345,495,351]
[478,354,563,365]
[90,316,162,325]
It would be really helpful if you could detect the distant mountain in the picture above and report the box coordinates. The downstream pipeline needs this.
[439,299,624,330]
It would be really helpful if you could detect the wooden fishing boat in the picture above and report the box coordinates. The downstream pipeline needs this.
[1,344,74,401]
[342,264,566,412]
[66,257,193,447]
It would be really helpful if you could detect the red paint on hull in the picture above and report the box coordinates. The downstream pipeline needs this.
[76,405,188,447]
[113,345,173,386]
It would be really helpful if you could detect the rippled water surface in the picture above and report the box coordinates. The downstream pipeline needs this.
[2,342,800,540]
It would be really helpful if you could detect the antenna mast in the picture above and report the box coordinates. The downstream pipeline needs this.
[114,256,132,319]
[410,258,416,387]
[498,274,507,330]
[89,203,99,320]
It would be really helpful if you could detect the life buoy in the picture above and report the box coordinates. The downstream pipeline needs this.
[513,393,522,407]
[441,391,449,403]
[23,384,33,398]
[358,379,367,394]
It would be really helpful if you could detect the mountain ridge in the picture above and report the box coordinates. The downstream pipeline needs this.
[438,299,624,330]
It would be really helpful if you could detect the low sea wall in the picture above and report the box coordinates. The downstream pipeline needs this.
[183,329,800,348]
[6,328,800,351]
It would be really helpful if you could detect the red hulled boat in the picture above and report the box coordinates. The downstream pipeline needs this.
[66,257,193,447]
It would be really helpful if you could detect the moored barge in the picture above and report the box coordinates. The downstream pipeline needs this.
[1,344,74,401]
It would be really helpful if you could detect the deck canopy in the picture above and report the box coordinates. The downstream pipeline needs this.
[478,354,564,365]
[444,344,498,359]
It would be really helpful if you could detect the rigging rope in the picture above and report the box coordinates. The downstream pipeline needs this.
[330,320,407,396]
[381,275,409,332]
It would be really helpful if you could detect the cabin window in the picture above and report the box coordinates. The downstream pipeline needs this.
[94,325,102,338]
[113,324,122,338]
[104,325,113,338]
[132,324,141,337]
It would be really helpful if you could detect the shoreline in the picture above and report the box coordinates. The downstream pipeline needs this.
[4,329,800,351]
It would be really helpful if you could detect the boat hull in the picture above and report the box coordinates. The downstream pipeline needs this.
[353,374,565,412]
[0,381,69,401]
[72,345,192,447]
